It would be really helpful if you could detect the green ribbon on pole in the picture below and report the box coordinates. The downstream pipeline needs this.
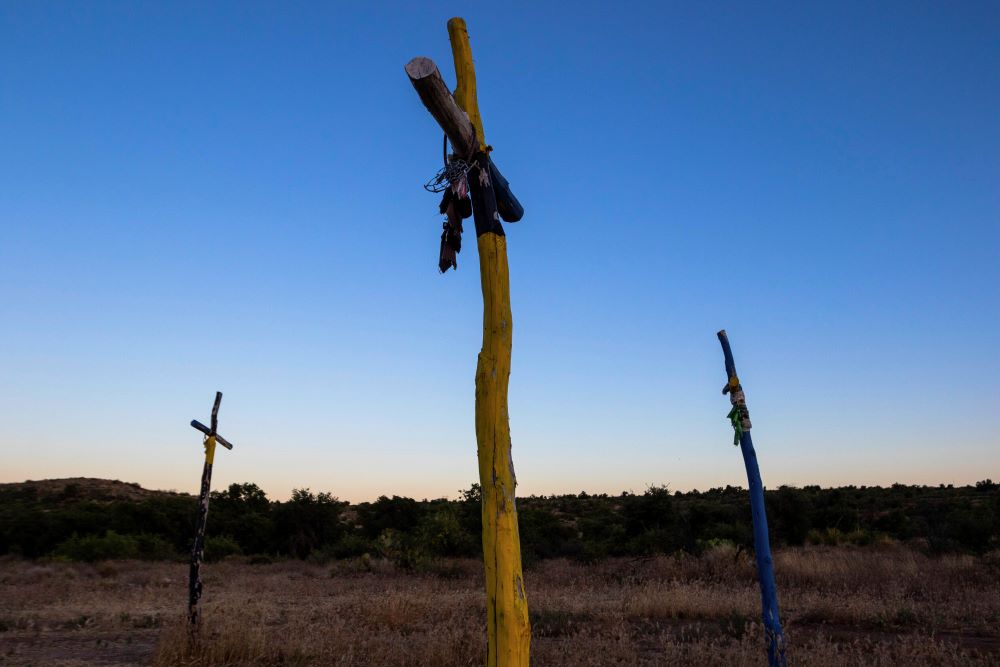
[727,405,743,445]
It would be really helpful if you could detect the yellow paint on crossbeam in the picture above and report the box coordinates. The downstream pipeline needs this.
[449,16,531,667]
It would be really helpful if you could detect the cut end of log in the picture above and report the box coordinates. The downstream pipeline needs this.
[405,56,439,81]
[404,54,477,158]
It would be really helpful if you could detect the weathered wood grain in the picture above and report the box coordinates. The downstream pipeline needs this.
[404,57,477,159]
[449,16,530,667]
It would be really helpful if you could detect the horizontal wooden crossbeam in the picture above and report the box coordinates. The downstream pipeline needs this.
[405,57,478,159]
[189,420,234,450]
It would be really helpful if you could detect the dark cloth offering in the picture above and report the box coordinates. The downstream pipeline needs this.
[438,183,472,272]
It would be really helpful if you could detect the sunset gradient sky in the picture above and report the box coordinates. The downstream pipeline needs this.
[2,2,998,501]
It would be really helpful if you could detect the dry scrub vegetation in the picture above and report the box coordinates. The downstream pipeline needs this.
[1,545,997,666]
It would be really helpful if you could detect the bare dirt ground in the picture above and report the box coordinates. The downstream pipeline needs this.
[1,546,997,666]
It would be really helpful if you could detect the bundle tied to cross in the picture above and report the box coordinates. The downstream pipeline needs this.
[407,53,525,275]
[723,375,752,445]
[424,143,524,273]
[425,153,474,272]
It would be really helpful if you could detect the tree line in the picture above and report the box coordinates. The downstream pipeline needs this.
[0,480,997,565]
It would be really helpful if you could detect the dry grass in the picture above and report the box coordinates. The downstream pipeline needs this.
[0,546,997,666]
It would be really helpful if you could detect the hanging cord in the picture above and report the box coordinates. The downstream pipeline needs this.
[426,135,473,272]
[424,134,476,193]
[424,157,473,193]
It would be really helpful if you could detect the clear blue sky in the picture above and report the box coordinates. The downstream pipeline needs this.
[2,2,997,501]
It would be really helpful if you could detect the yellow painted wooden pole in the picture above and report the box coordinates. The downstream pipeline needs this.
[448,19,487,152]
[447,17,531,667]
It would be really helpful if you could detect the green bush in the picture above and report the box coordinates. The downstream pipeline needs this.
[806,527,874,546]
[376,529,430,571]
[356,496,424,540]
[204,535,242,562]
[135,533,178,560]
[54,531,139,562]
[3,479,996,562]
[418,505,477,558]
[327,533,374,560]
[307,537,372,564]
[845,529,874,546]
[272,489,347,558]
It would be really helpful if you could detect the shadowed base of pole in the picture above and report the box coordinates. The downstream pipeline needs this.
[740,430,787,666]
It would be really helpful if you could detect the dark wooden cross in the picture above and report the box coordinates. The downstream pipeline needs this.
[187,391,234,627]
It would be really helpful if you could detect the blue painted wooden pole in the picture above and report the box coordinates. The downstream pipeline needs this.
[717,330,787,666]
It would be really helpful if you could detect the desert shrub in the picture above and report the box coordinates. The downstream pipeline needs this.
[622,486,687,554]
[807,527,844,546]
[110,496,194,551]
[697,537,737,552]
[575,503,626,560]
[806,527,872,546]
[416,505,477,558]
[356,495,425,540]
[3,480,997,562]
[209,483,275,554]
[457,484,483,536]
[307,534,375,564]
[518,506,579,563]
[874,508,909,534]
[324,533,374,560]
[845,529,874,546]
[135,533,178,560]
[927,504,997,554]
[204,535,242,562]
[767,485,813,545]
[376,528,430,571]
[272,489,347,558]
[54,531,139,561]
[623,486,675,536]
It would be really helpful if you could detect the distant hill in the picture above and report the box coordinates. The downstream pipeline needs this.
[0,477,192,503]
